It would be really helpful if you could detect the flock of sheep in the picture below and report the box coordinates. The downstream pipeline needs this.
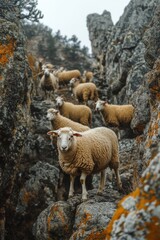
[33,60,135,201]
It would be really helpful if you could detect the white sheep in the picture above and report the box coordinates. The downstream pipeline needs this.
[70,78,99,105]
[47,126,122,201]
[55,96,92,127]
[46,108,90,132]
[95,100,135,128]
[39,68,59,100]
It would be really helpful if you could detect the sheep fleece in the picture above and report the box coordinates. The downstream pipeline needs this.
[59,101,92,126]
[51,112,90,132]
[58,127,119,175]
[74,82,98,102]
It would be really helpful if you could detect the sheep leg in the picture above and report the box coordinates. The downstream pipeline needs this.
[80,172,88,201]
[97,169,106,194]
[114,168,122,190]
[68,175,75,198]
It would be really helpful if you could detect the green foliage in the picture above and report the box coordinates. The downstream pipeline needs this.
[23,22,92,72]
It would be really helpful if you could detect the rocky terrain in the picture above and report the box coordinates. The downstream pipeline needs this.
[0,0,160,239]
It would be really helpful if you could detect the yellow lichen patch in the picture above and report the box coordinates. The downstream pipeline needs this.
[78,211,92,228]
[47,204,68,234]
[47,205,58,232]
[105,188,140,239]
[145,118,159,148]
[72,212,92,239]
[0,37,16,66]
[85,228,108,240]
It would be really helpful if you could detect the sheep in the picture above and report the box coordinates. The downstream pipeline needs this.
[42,63,54,72]
[46,108,90,132]
[39,68,59,100]
[95,99,135,139]
[47,126,122,201]
[82,70,93,82]
[55,96,92,127]
[95,100,135,127]
[70,78,99,105]
[54,69,81,86]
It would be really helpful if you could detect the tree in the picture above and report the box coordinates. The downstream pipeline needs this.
[0,0,43,22]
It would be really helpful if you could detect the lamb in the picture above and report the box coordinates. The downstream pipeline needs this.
[47,126,122,201]
[39,68,59,100]
[70,78,99,105]
[46,108,90,132]
[82,70,93,82]
[55,96,92,127]
[95,100,135,128]
[54,69,81,86]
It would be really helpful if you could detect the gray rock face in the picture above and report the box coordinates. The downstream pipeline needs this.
[87,10,113,57]
[33,189,122,240]
[1,0,160,239]
[87,0,159,107]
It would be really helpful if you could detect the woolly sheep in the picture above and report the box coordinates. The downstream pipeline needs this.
[39,68,59,100]
[46,108,90,132]
[70,78,98,105]
[47,126,122,201]
[55,96,92,127]
[54,69,81,86]
[82,70,93,82]
[95,100,135,128]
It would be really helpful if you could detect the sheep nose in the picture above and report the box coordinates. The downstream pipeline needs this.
[62,146,67,151]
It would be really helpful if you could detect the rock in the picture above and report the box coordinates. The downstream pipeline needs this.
[105,153,160,240]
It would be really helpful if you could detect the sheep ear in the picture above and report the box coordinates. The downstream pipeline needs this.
[55,110,59,114]
[47,130,58,136]
[73,132,82,137]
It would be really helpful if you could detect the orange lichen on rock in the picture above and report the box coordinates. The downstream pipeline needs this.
[105,154,160,240]
[78,212,92,228]
[71,211,93,239]
[21,190,34,205]
[85,228,108,240]
[47,203,70,236]
[105,188,140,239]
[0,37,16,66]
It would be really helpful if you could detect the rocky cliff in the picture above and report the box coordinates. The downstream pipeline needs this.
[0,0,160,239]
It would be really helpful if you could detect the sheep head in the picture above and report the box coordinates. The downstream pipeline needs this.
[46,108,59,121]
[69,78,79,87]
[95,100,107,112]
[47,127,82,152]
[55,96,64,107]
[44,68,50,77]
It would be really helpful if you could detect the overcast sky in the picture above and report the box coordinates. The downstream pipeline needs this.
[37,0,130,52]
